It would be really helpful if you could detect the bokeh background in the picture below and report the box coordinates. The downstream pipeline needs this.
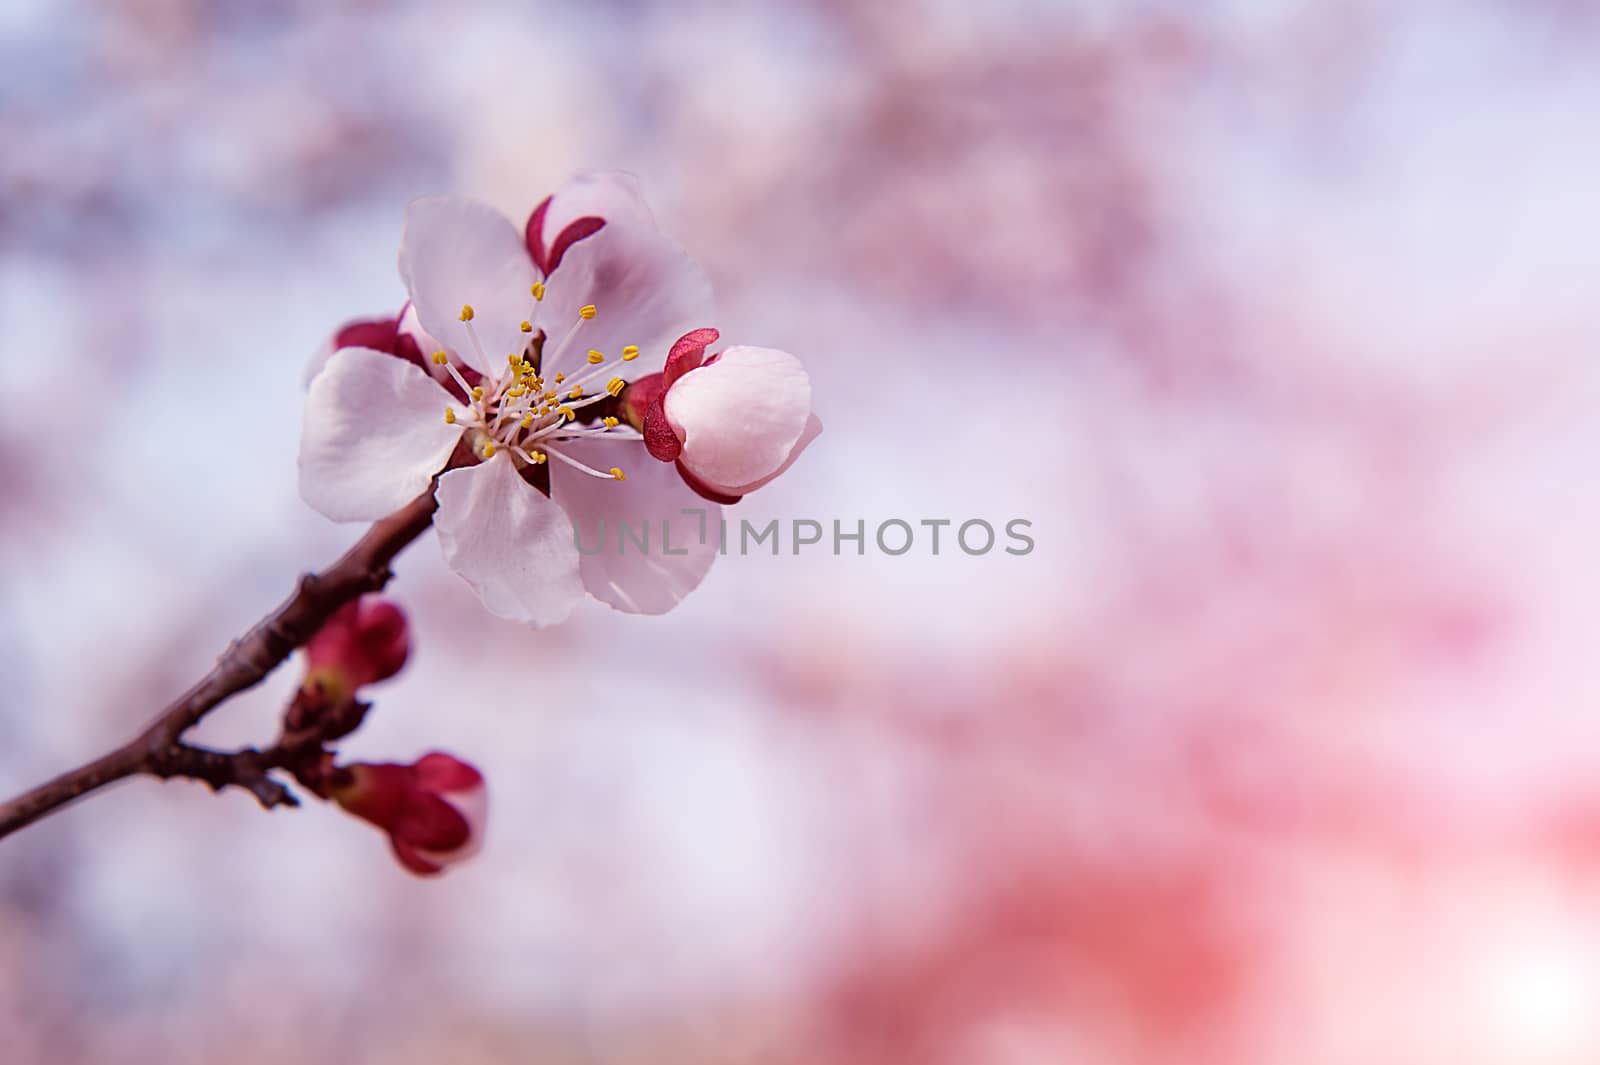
[5,0,1600,1062]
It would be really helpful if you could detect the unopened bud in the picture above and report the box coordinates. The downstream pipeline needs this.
[303,597,409,706]
[330,752,487,876]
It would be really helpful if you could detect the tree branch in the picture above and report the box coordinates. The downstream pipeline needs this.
[0,488,440,842]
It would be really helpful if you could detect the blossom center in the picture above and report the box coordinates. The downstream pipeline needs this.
[439,294,643,483]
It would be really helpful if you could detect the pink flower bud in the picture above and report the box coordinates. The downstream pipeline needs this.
[629,329,821,501]
[303,597,410,706]
[330,752,487,876]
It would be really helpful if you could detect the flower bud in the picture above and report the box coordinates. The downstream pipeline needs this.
[303,597,410,707]
[330,752,487,876]
[634,330,821,500]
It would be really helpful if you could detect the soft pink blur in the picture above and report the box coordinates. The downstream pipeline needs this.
[4,1,1600,1063]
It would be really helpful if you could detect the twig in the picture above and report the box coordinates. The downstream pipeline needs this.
[0,488,440,842]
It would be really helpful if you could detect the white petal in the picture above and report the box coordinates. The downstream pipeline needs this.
[533,220,713,378]
[435,457,584,627]
[398,302,457,390]
[540,169,657,246]
[299,348,461,522]
[550,439,720,615]
[663,346,812,493]
[722,413,823,496]
[398,196,538,374]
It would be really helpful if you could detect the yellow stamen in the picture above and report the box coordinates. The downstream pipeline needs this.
[579,304,597,320]
[471,386,484,401]
[603,416,619,428]
[587,350,604,365]
[621,345,640,361]
[531,281,545,301]
[519,321,533,333]
[431,350,449,365]
[508,353,521,366]
[606,377,626,397]
[532,450,547,464]
[609,467,625,481]
[569,386,584,399]
[554,372,566,384]
[508,385,526,398]
[480,441,496,458]
[521,414,534,428]
[558,406,575,421]
[444,407,456,424]
[459,304,475,321]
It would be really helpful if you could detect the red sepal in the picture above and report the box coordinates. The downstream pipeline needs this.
[524,195,553,274]
[546,216,605,273]
[663,327,720,389]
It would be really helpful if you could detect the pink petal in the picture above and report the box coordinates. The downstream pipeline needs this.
[539,170,656,247]
[399,196,538,375]
[299,348,461,522]
[532,220,713,379]
[662,345,813,495]
[716,412,822,496]
[435,457,585,627]
[398,302,475,401]
[550,439,720,615]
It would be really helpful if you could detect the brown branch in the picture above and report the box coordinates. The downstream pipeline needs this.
[0,488,440,842]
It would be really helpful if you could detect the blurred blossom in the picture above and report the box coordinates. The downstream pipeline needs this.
[5,1,1600,1063]
[331,752,488,877]
[303,596,410,704]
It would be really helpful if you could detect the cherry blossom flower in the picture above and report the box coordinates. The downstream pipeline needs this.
[330,752,487,877]
[301,172,797,625]
[622,327,822,503]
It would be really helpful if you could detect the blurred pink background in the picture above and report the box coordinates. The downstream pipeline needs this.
[5,1,1600,1062]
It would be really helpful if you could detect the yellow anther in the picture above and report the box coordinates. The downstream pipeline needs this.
[569,386,584,399]
[609,467,625,481]
[432,350,449,365]
[579,304,597,320]
[508,385,526,398]
[444,407,456,424]
[532,450,547,464]
[508,353,521,366]
[459,304,475,321]
[558,406,575,421]
[587,350,604,365]
[603,416,620,429]
[531,281,545,301]
[520,321,533,333]
[521,413,534,429]
[480,441,496,459]
[471,386,484,401]
[606,377,626,397]
[621,345,640,361]
[554,372,565,384]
